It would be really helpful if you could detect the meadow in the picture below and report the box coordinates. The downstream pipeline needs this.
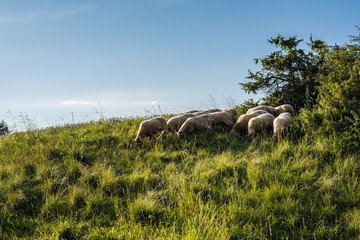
[0,114,360,239]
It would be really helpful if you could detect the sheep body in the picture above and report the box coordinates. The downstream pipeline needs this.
[192,111,208,116]
[247,113,275,138]
[134,117,168,145]
[178,110,200,116]
[273,112,293,138]
[222,108,238,121]
[246,105,276,115]
[167,114,195,133]
[232,110,268,133]
[207,108,222,113]
[275,104,294,116]
[209,112,233,126]
[178,108,221,116]
[177,114,215,137]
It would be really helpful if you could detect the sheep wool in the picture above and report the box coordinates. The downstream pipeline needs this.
[273,112,293,139]
[209,112,233,126]
[247,113,275,138]
[246,105,276,116]
[167,114,195,133]
[177,114,215,137]
[134,117,168,145]
[222,108,238,121]
[232,110,268,133]
[275,104,294,116]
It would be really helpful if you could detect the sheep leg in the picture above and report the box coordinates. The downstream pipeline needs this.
[160,129,168,139]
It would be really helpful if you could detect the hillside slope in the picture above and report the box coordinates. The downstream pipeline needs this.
[0,117,359,239]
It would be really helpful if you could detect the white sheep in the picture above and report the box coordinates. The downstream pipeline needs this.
[192,111,208,116]
[273,112,293,139]
[247,113,275,138]
[209,111,233,127]
[167,113,195,133]
[134,117,168,146]
[176,114,215,137]
[246,105,276,116]
[275,104,294,116]
[221,108,238,121]
[232,110,268,134]
[206,108,222,113]
[177,110,200,116]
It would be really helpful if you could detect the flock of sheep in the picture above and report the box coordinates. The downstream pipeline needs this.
[134,104,294,146]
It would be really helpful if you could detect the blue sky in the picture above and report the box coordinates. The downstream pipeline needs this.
[1,0,359,129]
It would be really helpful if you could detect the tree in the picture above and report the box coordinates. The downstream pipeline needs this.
[0,120,9,135]
[349,25,360,46]
[300,29,360,151]
[240,35,327,112]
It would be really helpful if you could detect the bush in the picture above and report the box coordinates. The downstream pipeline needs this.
[300,43,360,152]
[0,120,9,135]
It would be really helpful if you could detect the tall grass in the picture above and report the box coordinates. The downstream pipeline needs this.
[0,116,359,239]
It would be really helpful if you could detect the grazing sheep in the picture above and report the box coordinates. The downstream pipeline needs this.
[247,113,275,138]
[134,117,168,146]
[275,104,294,116]
[191,109,221,116]
[178,110,200,116]
[207,108,222,113]
[209,112,233,127]
[246,105,276,116]
[192,111,208,116]
[176,114,215,137]
[167,113,195,133]
[222,108,238,121]
[273,112,293,139]
[232,110,268,134]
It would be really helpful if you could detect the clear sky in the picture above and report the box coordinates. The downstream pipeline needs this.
[1,0,359,130]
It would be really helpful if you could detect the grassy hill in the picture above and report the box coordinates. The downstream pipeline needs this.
[0,116,360,239]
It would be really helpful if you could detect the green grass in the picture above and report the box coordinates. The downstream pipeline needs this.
[0,117,359,239]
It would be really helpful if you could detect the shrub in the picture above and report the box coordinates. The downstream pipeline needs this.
[0,120,9,135]
[300,43,360,152]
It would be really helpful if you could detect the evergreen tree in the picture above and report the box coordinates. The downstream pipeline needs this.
[300,29,360,151]
[0,120,9,135]
[241,35,327,111]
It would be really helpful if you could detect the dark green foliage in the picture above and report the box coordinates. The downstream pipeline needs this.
[0,120,9,135]
[233,98,260,115]
[241,35,327,111]
[300,29,360,152]
[349,25,360,45]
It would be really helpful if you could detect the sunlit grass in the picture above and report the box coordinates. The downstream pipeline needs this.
[0,116,359,239]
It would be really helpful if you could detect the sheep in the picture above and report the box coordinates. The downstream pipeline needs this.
[176,114,215,137]
[207,108,222,113]
[232,110,268,134]
[134,117,168,146]
[221,108,238,121]
[209,111,233,127]
[191,109,221,116]
[178,110,200,116]
[192,111,209,116]
[178,109,220,116]
[246,105,276,116]
[167,113,195,133]
[247,113,275,138]
[275,104,294,116]
[273,112,293,139]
